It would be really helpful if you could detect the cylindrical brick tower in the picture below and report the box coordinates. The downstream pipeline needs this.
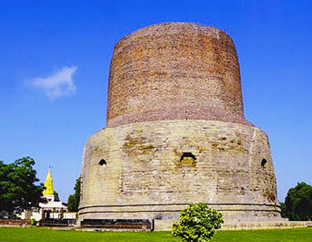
[107,23,251,128]
[79,23,281,230]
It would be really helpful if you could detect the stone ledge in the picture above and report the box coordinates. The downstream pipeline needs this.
[221,221,312,230]
[153,220,311,231]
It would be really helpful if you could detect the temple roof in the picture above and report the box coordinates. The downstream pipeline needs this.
[43,169,54,196]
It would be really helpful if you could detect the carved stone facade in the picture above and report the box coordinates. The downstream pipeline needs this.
[79,23,281,229]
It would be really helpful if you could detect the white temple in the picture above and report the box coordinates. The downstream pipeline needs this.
[39,169,67,219]
[19,169,72,221]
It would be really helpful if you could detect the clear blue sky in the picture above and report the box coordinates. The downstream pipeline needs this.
[0,0,311,203]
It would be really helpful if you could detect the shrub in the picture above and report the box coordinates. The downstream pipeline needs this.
[172,203,223,242]
[30,218,36,226]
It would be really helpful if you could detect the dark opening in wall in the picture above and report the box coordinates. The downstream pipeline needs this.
[179,152,197,167]
[261,158,267,168]
[99,159,107,166]
[180,152,196,161]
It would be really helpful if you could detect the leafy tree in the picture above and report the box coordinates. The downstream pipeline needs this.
[284,182,312,221]
[67,176,81,212]
[280,202,287,218]
[172,203,223,242]
[54,191,60,202]
[0,157,44,218]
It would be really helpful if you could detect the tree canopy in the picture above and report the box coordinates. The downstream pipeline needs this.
[0,157,44,217]
[283,182,312,221]
[172,203,223,242]
[67,176,81,212]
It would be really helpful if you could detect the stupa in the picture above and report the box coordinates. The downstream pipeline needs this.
[79,23,281,229]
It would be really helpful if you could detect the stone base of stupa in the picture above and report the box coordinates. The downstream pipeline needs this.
[79,120,281,228]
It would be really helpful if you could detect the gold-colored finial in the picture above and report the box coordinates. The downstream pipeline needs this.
[42,169,54,196]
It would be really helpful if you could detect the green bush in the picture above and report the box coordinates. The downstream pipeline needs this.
[30,218,36,226]
[172,203,223,242]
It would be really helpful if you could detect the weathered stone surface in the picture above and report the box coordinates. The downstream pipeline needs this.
[79,23,281,228]
[79,120,280,222]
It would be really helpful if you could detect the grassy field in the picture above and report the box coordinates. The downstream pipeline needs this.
[0,227,311,242]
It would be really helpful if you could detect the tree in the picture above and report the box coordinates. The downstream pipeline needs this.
[0,157,44,218]
[172,203,224,242]
[54,191,60,202]
[67,176,81,212]
[280,202,287,218]
[284,182,312,221]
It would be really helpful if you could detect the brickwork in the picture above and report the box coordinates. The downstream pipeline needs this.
[79,23,281,229]
[107,23,252,128]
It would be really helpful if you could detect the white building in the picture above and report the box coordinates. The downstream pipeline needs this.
[19,169,76,221]
[39,169,67,220]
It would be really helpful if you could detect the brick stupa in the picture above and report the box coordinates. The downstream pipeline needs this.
[78,23,281,230]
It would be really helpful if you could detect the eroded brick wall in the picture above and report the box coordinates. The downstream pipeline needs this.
[79,23,281,227]
[107,23,251,128]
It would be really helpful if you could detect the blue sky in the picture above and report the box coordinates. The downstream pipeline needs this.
[0,0,311,203]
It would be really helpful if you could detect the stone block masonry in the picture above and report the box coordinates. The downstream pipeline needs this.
[79,23,282,229]
[79,120,280,223]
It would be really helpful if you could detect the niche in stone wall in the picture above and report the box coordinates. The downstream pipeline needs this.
[261,158,267,168]
[180,152,196,167]
[99,159,107,166]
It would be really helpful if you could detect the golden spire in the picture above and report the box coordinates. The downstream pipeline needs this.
[43,169,54,195]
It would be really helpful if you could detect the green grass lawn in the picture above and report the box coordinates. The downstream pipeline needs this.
[0,227,311,242]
